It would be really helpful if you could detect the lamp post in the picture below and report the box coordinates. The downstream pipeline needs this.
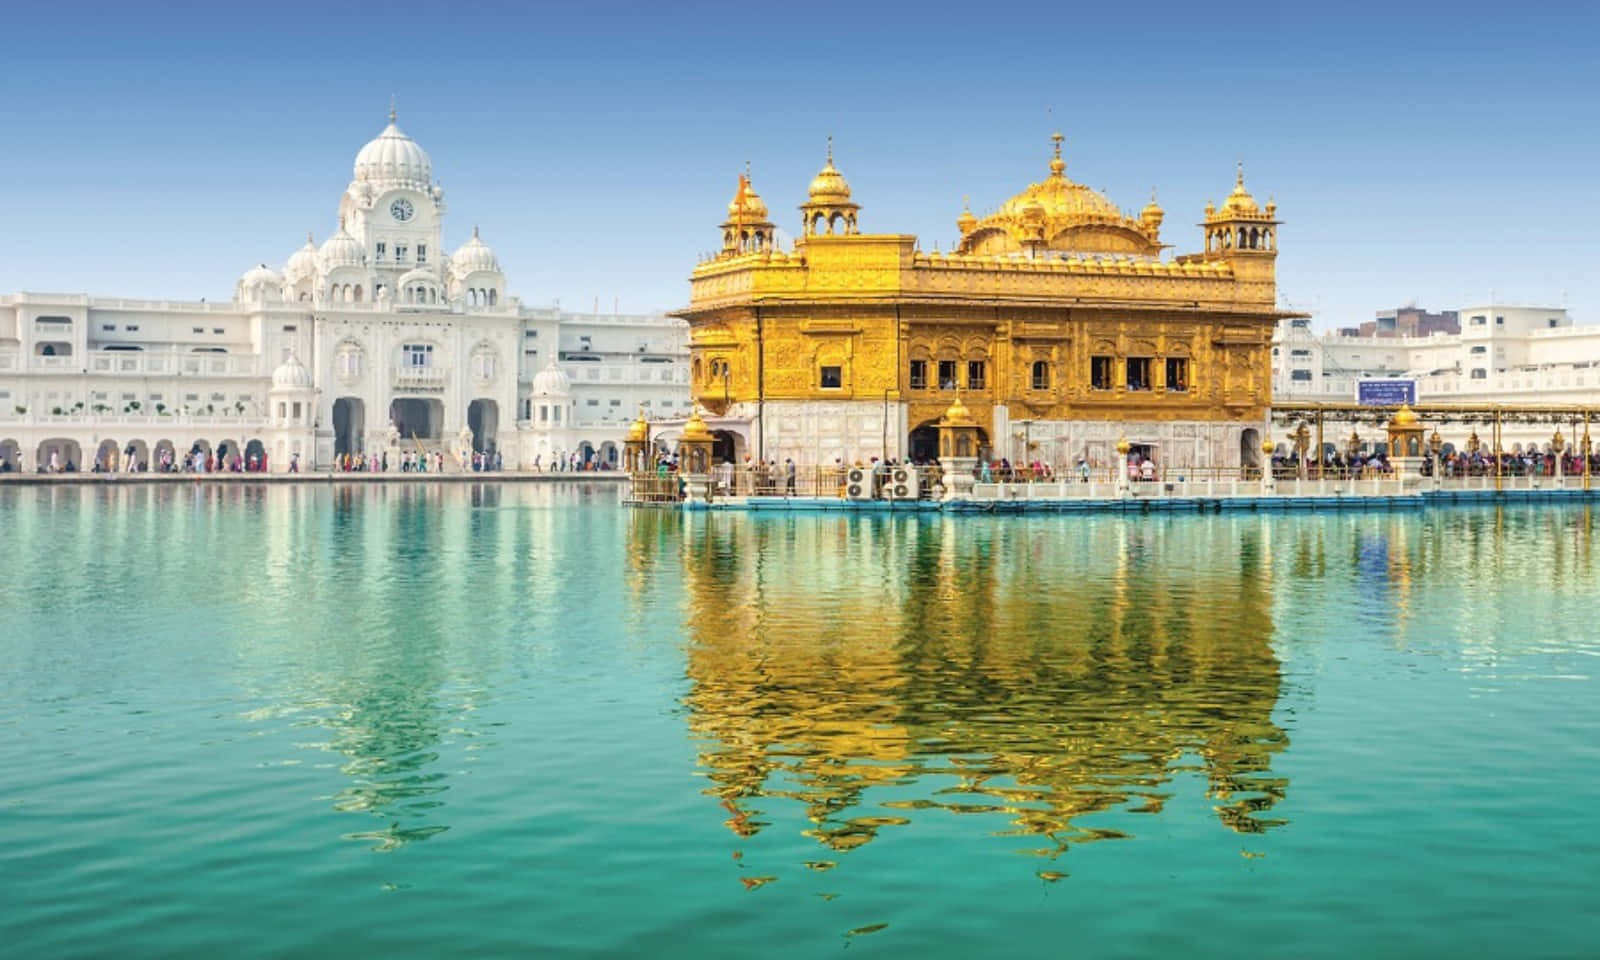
[1552,428,1566,485]
[1582,425,1592,491]
[1115,433,1131,497]
[1261,435,1277,494]
[1292,421,1310,481]
[1428,428,1444,491]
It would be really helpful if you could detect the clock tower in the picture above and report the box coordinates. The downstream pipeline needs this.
[341,105,447,299]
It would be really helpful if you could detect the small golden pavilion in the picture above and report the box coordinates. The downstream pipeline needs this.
[674,134,1297,468]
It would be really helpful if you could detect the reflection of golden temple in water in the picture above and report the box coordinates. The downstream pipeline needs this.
[631,510,1289,859]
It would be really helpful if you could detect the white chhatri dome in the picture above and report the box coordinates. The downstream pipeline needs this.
[531,358,571,396]
[451,226,500,274]
[318,224,364,269]
[353,107,432,185]
[284,233,319,281]
[271,354,313,390]
[238,263,283,288]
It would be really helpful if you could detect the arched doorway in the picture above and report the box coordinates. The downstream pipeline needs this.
[908,421,940,463]
[577,440,596,466]
[153,439,177,472]
[0,438,21,472]
[390,397,442,439]
[333,397,365,455]
[124,439,150,471]
[245,439,267,471]
[467,398,499,452]
[710,429,743,465]
[216,438,240,469]
[599,441,618,467]
[38,437,82,471]
[189,438,213,470]
[1241,428,1261,470]
[94,438,120,471]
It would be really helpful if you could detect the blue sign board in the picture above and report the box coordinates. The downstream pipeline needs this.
[1357,379,1416,406]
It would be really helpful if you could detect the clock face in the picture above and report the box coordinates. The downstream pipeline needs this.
[390,199,414,222]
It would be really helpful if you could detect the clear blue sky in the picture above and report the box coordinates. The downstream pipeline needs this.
[2,1,1595,328]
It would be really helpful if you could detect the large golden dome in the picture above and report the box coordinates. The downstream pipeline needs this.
[998,134,1122,222]
[957,132,1160,257]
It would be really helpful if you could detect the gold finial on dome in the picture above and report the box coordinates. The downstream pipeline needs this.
[807,137,852,203]
[938,393,976,427]
[1049,131,1065,177]
[1222,162,1259,215]
[626,405,650,442]
[957,195,977,235]
[680,408,712,443]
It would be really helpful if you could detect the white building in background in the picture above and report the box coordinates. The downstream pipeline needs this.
[1271,303,1599,447]
[0,110,688,473]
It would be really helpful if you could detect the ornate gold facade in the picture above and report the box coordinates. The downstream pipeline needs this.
[676,134,1298,463]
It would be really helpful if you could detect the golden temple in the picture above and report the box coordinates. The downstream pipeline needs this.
[675,134,1297,468]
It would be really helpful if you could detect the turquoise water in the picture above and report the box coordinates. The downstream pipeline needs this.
[2,483,1597,958]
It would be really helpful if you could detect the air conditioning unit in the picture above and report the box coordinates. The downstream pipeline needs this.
[845,466,873,500]
[887,465,919,500]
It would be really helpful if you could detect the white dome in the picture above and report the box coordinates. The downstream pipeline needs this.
[318,226,364,269]
[451,226,501,275]
[284,234,319,282]
[353,114,432,185]
[271,354,313,390]
[531,358,571,396]
[239,263,283,288]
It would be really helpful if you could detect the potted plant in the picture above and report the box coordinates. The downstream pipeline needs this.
[205,403,215,415]
[93,403,110,414]
[13,405,25,415]
[234,400,245,415]
[128,401,141,413]
[155,403,167,415]
[51,406,63,415]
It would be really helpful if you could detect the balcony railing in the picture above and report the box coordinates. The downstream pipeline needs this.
[0,350,263,377]
[393,366,448,391]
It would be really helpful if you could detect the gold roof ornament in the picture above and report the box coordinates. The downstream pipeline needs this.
[626,405,650,443]
[938,394,977,427]
[806,135,852,204]
[956,195,977,235]
[1391,403,1419,427]
[680,408,712,443]
[1221,162,1260,215]
[1262,436,1277,456]
[1115,434,1131,456]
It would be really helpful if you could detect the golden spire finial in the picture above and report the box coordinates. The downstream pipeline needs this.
[1236,160,1245,188]
[826,133,833,165]
[1049,131,1065,176]
[962,194,971,211]
[388,95,397,124]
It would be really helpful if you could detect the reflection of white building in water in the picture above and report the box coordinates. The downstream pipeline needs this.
[1271,303,1596,448]
[0,110,688,472]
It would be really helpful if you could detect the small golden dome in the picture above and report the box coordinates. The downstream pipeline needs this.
[1391,403,1418,427]
[725,172,770,221]
[626,407,650,442]
[1115,435,1131,456]
[956,196,977,235]
[807,139,852,204]
[1221,163,1259,215]
[1140,188,1164,224]
[1204,199,1216,217]
[938,395,976,427]
[680,409,712,443]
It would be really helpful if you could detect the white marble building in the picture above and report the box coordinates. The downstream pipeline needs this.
[0,111,688,473]
[1270,303,1596,448]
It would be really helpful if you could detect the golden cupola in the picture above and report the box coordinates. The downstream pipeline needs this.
[718,171,776,258]
[957,132,1162,257]
[799,136,860,238]
[1140,189,1165,236]
[1202,163,1279,259]
[956,196,978,238]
